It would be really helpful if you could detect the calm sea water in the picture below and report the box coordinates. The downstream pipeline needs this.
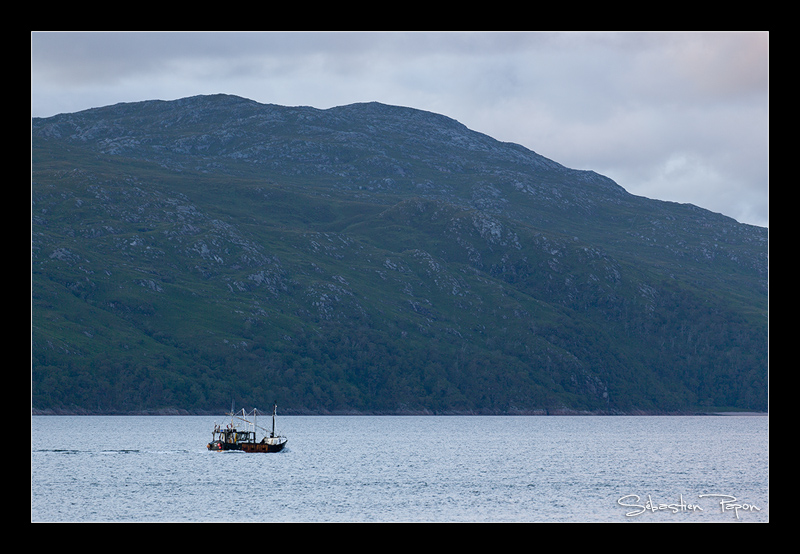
[31,415,768,522]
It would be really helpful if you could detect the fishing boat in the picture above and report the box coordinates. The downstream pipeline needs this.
[207,403,287,453]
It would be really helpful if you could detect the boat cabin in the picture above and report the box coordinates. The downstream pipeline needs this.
[210,425,256,448]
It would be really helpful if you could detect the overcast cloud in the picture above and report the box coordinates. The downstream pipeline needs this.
[31,31,768,227]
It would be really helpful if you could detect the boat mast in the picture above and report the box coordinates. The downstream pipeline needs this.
[272,403,277,438]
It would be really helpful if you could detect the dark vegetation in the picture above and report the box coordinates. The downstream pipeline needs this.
[32,95,768,414]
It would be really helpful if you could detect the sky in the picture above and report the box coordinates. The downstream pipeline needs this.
[31,31,769,227]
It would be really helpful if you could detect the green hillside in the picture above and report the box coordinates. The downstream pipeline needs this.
[31,95,768,414]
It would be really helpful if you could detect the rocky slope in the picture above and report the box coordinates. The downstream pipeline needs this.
[32,94,768,414]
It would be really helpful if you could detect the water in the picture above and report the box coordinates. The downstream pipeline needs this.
[31,415,768,522]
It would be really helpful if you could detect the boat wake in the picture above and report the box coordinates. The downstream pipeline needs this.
[34,448,194,455]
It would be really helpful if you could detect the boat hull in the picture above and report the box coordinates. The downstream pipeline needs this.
[241,440,287,453]
[207,439,287,453]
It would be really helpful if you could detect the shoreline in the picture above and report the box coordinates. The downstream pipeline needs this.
[31,408,768,417]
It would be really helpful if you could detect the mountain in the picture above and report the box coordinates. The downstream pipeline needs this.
[31,94,768,414]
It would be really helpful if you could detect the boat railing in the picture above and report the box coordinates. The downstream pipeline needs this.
[218,405,284,442]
